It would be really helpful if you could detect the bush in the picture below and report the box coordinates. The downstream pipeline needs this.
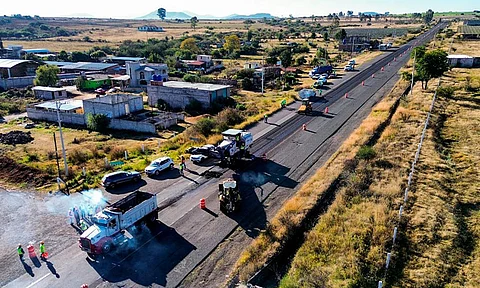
[68,149,91,165]
[185,99,203,116]
[357,145,376,160]
[236,69,255,79]
[437,86,455,98]
[109,146,125,160]
[216,108,244,131]
[86,113,111,132]
[194,117,216,137]
[236,103,247,111]
[183,74,201,83]
[241,78,255,91]
[157,99,172,111]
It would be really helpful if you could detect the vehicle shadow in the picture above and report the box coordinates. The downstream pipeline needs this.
[226,159,299,237]
[86,221,196,287]
[148,169,182,180]
[105,180,147,194]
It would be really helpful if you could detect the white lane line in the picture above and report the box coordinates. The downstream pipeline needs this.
[25,273,50,288]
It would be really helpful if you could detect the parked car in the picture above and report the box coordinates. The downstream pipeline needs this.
[185,146,200,154]
[312,81,323,89]
[344,65,354,71]
[101,171,141,189]
[95,88,106,95]
[318,75,328,84]
[189,145,214,163]
[145,157,174,176]
[349,59,356,66]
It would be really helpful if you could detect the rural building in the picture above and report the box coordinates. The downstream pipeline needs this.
[126,61,168,87]
[448,55,475,68]
[244,62,260,69]
[106,56,146,65]
[0,39,21,59]
[32,86,67,100]
[0,59,39,78]
[138,25,164,32]
[458,25,480,40]
[78,74,112,90]
[26,94,180,134]
[338,36,371,52]
[147,81,231,109]
[52,62,120,74]
[83,94,143,118]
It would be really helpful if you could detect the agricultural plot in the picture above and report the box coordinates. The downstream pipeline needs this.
[341,27,416,38]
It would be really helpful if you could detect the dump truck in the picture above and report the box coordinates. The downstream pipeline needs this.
[218,179,241,213]
[213,129,253,165]
[78,191,158,255]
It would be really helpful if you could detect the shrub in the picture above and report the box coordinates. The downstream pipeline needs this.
[236,69,255,80]
[157,99,172,111]
[185,99,203,116]
[236,103,247,111]
[108,146,125,160]
[26,153,40,162]
[357,145,376,160]
[68,149,91,165]
[183,74,201,83]
[216,108,244,131]
[194,117,216,137]
[86,113,111,132]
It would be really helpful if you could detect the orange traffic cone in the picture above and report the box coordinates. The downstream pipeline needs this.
[81,285,89,288]
[200,198,206,209]
[324,107,329,114]
[381,67,384,71]
[302,124,306,130]
[345,92,348,98]
[361,81,365,86]
[388,62,391,66]
[372,74,375,78]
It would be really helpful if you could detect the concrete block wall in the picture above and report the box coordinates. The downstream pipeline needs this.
[147,85,211,109]
[0,76,35,89]
[83,95,143,118]
[110,119,156,134]
[26,108,86,125]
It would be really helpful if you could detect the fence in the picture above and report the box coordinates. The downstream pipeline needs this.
[377,79,442,288]
[0,76,35,89]
[26,108,86,125]
[110,119,156,134]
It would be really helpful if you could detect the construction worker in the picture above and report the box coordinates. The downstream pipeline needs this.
[68,209,74,225]
[281,99,287,108]
[17,244,24,260]
[79,220,88,232]
[39,241,46,260]
[264,114,268,123]
[73,206,81,226]
[181,155,186,170]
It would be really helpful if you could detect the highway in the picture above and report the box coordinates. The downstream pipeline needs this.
[5,22,446,288]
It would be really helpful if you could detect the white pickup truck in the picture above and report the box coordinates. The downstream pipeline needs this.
[78,191,158,255]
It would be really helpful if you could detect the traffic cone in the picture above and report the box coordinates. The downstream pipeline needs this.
[81,285,89,288]
[345,92,348,98]
[381,67,384,71]
[361,81,365,86]
[27,245,36,258]
[388,62,391,66]
[302,124,306,130]
[324,107,329,114]
[372,74,375,79]
[394,57,397,62]
[200,198,206,209]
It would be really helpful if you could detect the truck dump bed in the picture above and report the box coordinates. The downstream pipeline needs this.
[108,191,155,214]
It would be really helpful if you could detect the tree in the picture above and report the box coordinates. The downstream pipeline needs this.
[347,11,354,17]
[74,76,85,90]
[70,51,91,62]
[86,114,111,132]
[295,56,307,66]
[90,50,106,60]
[180,37,200,53]
[310,32,316,39]
[411,46,426,60]
[34,65,59,86]
[190,16,198,30]
[57,50,69,61]
[157,8,166,21]
[316,47,329,60]
[224,35,241,53]
[334,29,347,41]
[323,32,329,41]
[247,30,253,41]
[416,49,448,89]
[424,9,434,24]
[193,117,215,136]
[279,49,293,67]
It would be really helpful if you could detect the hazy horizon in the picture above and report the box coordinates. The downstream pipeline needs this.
[1,0,476,19]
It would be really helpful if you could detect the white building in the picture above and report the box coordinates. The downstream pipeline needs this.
[126,61,168,88]
[244,62,261,69]
[32,86,67,100]
[448,54,474,68]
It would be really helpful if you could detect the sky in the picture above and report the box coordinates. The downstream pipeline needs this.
[0,0,476,19]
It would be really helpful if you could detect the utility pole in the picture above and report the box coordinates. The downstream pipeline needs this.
[55,101,68,177]
[351,37,355,57]
[261,56,265,95]
[410,49,416,95]
[448,37,454,54]
[53,132,61,179]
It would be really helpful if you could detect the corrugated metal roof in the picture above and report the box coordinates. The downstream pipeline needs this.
[44,61,75,67]
[108,56,146,61]
[447,54,474,59]
[23,48,50,53]
[162,81,230,91]
[35,100,83,111]
[0,59,35,69]
[60,62,118,71]
[32,86,66,92]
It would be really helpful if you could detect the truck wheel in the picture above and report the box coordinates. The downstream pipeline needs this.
[169,163,174,170]
[102,241,113,253]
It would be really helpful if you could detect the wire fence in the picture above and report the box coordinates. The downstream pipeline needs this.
[377,78,442,288]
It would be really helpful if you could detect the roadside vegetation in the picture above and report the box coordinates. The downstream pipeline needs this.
[0,89,38,117]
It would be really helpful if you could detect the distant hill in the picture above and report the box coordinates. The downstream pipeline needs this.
[137,11,192,20]
[225,13,274,19]
[136,11,274,20]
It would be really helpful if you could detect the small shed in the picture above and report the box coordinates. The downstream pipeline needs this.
[32,86,67,100]
[448,54,474,68]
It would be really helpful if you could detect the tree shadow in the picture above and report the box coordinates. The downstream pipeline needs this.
[87,221,196,287]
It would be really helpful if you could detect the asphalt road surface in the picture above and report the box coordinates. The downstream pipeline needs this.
[4,22,446,288]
